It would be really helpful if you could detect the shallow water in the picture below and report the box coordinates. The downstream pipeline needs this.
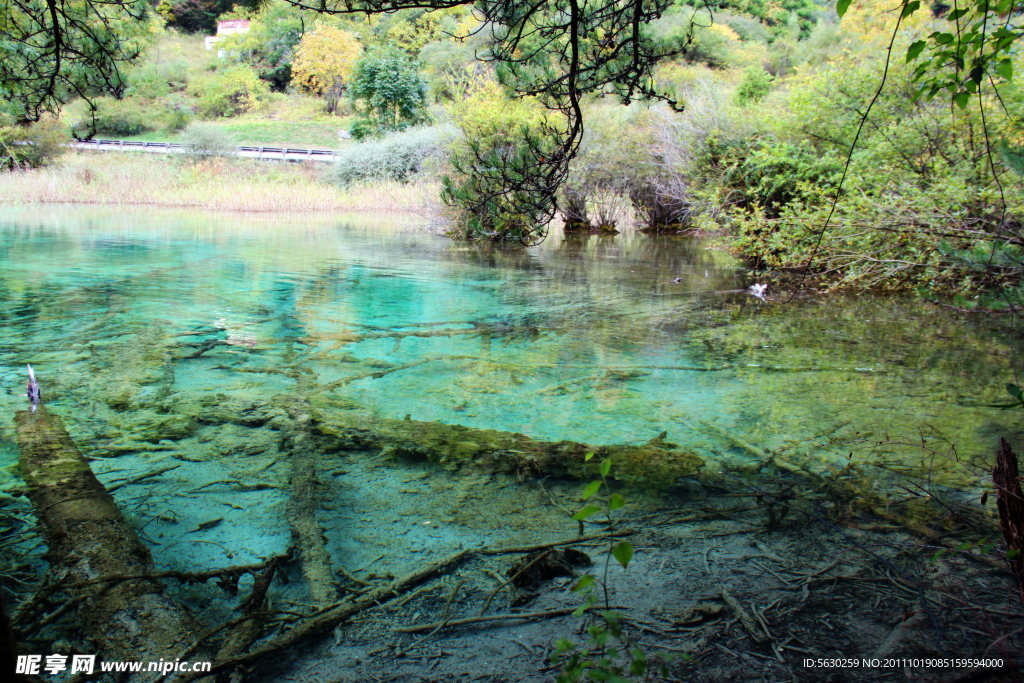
[2,205,1020,677]
[0,207,1019,477]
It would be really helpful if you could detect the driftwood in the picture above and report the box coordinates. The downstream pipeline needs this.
[213,558,280,683]
[280,357,339,607]
[994,438,1024,609]
[167,532,632,683]
[14,406,202,677]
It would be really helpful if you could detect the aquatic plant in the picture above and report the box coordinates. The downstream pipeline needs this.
[553,454,667,682]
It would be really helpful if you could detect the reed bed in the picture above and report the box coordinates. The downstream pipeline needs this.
[0,152,441,214]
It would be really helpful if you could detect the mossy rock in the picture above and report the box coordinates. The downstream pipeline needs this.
[108,410,194,443]
[166,392,288,428]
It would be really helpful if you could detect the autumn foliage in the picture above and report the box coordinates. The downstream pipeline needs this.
[291,24,362,114]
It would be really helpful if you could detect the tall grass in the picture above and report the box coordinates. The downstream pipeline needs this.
[0,152,440,214]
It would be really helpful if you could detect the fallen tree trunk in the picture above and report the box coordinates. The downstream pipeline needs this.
[313,409,705,486]
[15,406,202,676]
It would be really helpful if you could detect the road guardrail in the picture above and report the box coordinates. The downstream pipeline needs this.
[74,139,339,162]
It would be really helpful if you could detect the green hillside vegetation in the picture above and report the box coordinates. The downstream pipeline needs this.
[3,0,1023,302]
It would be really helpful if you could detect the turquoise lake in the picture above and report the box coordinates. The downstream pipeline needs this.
[0,205,1019,504]
[1,201,1022,651]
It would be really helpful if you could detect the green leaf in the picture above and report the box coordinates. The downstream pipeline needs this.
[612,540,633,569]
[906,40,927,62]
[582,480,601,500]
[629,648,647,675]
[584,451,595,462]
[947,6,969,20]
[901,0,920,18]
[1008,548,1022,560]
[555,638,576,653]
[600,457,611,478]
[836,0,852,17]
[934,32,955,45]
[1007,383,1023,400]
[573,505,602,521]
[609,492,625,510]
[997,59,1013,81]
[952,91,971,110]
[572,574,595,592]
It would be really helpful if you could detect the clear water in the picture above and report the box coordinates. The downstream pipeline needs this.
[0,205,1019,497]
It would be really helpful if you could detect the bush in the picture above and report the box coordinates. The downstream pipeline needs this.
[161,94,195,133]
[714,52,1024,293]
[79,97,155,137]
[127,59,190,99]
[188,65,269,119]
[720,12,771,43]
[332,126,447,185]
[735,67,773,105]
[0,117,69,169]
[179,122,237,158]
[441,77,558,242]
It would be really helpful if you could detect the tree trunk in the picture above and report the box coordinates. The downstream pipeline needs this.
[994,437,1024,610]
[15,406,201,677]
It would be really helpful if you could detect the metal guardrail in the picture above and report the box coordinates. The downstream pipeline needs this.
[73,139,339,162]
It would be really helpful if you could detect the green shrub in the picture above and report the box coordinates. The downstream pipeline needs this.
[127,59,190,99]
[720,12,771,43]
[179,122,237,158]
[0,117,69,169]
[715,53,1024,293]
[735,67,773,105]
[332,126,446,185]
[188,65,269,119]
[441,77,557,242]
[161,94,195,133]
[79,97,155,137]
[653,8,741,68]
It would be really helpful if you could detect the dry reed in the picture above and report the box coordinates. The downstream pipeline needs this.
[0,151,441,215]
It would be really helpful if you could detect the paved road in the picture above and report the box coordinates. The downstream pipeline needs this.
[73,139,339,163]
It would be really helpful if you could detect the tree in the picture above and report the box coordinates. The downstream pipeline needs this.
[290,23,362,114]
[348,48,429,137]
[0,0,153,124]
[265,0,698,242]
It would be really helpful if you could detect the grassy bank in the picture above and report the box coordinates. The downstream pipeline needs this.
[0,152,440,214]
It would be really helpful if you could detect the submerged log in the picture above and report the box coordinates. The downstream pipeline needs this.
[313,407,704,486]
[15,406,201,674]
[283,410,338,606]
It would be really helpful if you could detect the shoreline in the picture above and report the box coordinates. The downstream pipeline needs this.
[0,152,443,215]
